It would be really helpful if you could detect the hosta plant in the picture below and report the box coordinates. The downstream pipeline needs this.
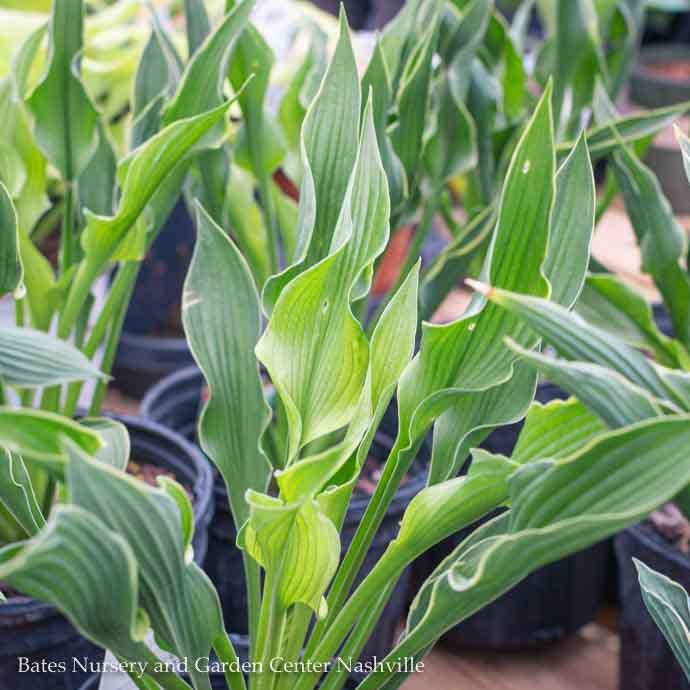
[0,0,261,542]
[3,22,690,690]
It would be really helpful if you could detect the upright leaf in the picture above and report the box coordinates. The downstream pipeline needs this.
[27,0,98,180]
[182,202,271,526]
[257,100,389,462]
[162,0,253,125]
[0,182,22,296]
[612,146,690,346]
[404,87,555,484]
[263,12,361,310]
[636,560,690,682]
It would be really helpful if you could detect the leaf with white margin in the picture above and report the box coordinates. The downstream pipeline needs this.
[636,559,690,682]
[66,443,224,690]
[0,327,104,387]
[262,11,361,311]
[0,505,152,664]
[0,448,44,536]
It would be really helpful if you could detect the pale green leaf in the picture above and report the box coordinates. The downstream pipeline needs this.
[81,102,231,272]
[67,445,223,690]
[612,145,690,346]
[79,417,130,471]
[257,99,389,462]
[0,408,101,470]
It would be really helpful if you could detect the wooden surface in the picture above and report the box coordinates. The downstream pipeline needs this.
[402,623,619,690]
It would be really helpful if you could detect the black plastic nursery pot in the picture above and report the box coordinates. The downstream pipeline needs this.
[630,45,690,110]
[0,416,214,690]
[423,383,613,651]
[629,45,690,213]
[616,522,690,690]
[141,366,429,661]
[112,199,196,399]
[112,414,215,565]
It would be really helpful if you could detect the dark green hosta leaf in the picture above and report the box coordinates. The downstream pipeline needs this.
[576,274,689,370]
[66,445,224,690]
[0,505,151,664]
[27,0,98,180]
[636,560,690,682]
[402,87,555,484]
[612,146,690,347]
[80,102,231,272]
[0,408,101,471]
[162,0,253,126]
[257,101,389,462]
[0,327,104,387]
[263,12,361,310]
[0,448,44,536]
[478,287,689,411]
[361,416,690,690]
[0,182,22,296]
[182,202,270,526]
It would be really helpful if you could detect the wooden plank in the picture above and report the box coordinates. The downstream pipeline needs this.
[402,624,618,690]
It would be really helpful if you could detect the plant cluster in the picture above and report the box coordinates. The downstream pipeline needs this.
[0,1,689,690]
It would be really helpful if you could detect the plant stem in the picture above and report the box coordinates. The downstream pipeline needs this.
[252,575,282,690]
[273,605,312,690]
[243,550,262,652]
[295,560,403,690]
[317,585,393,690]
[304,437,422,660]
[62,262,139,418]
[87,279,132,417]
[214,631,249,690]
[257,170,280,275]
[367,190,440,334]
[60,185,75,273]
